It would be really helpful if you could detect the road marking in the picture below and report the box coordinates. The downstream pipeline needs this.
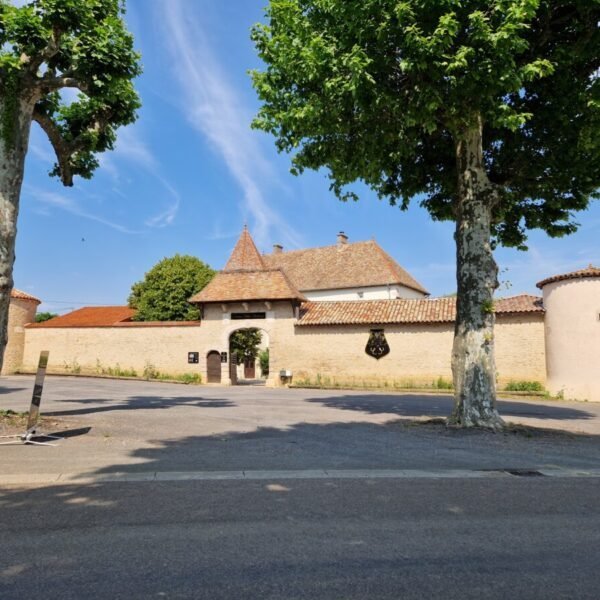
[0,468,599,486]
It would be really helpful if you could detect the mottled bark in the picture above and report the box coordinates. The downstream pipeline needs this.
[449,116,505,430]
[0,94,34,373]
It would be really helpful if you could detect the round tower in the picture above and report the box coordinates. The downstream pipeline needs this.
[538,266,600,402]
[1,289,41,375]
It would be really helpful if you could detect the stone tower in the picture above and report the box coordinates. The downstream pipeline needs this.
[538,266,600,402]
[1,289,41,375]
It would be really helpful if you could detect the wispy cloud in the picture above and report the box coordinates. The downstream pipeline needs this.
[94,123,181,228]
[114,126,159,171]
[26,185,142,234]
[158,0,302,248]
[29,97,180,230]
[144,176,181,228]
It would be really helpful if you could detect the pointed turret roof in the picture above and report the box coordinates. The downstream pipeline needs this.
[189,227,306,304]
[223,226,265,272]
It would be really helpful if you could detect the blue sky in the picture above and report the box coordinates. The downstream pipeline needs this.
[13,0,600,314]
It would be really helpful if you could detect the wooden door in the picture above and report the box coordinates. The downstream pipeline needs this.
[244,359,256,379]
[206,351,221,383]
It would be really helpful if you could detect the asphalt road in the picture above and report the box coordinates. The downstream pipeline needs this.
[1,477,600,599]
[1,376,600,477]
[1,376,599,598]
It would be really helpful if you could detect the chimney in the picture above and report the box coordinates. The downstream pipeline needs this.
[273,243,283,254]
[337,231,348,245]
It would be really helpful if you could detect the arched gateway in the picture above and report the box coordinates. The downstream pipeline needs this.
[189,226,305,386]
[228,327,270,384]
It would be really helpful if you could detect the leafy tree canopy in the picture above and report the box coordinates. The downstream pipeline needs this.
[35,311,58,322]
[0,0,141,184]
[251,0,600,249]
[230,328,263,364]
[128,255,215,322]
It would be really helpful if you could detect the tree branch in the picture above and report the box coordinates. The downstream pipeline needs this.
[33,105,113,187]
[27,26,62,74]
[32,109,75,186]
[38,75,88,93]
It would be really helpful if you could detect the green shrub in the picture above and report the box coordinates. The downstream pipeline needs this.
[433,376,453,390]
[504,380,544,392]
[156,373,202,384]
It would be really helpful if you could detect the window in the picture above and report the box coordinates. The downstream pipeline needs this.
[231,312,266,320]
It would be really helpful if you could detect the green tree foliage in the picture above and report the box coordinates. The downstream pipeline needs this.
[230,328,262,365]
[0,0,141,183]
[0,0,141,373]
[251,0,599,428]
[128,255,215,322]
[35,311,58,322]
[258,348,270,377]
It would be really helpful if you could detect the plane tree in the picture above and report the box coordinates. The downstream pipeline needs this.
[0,0,141,372]
[251,0,600,428]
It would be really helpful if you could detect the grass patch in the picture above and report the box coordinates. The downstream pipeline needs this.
[0,409,30,429]
[153,372,202,385]
[504,380,545,392]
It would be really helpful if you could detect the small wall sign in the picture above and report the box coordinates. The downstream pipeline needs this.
[220,352,228,363]
[188,352,199,364]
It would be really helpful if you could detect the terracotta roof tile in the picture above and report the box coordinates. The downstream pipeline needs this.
[27,306,136,328]
[190,269,306,304]
[296,295,543,326]
[10,288,41,304]
[223,226,265,271]
[263,240,428,295]
[26,306,201,328]
[536,265,600,288]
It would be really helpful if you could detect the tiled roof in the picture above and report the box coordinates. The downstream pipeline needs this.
[537,265,600,288]
[27,306,201,328]
[263,240,429,295]
[296,295,544,326]
[27,306,135,327]
[10,288,41,304]
[494,295,545,313]
[190,269,306,304]
[223,226,265,271]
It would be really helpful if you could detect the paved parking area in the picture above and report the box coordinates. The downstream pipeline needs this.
[2,376,600,599]
[1,375,599,480]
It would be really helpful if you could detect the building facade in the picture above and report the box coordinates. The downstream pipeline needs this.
[7,229,600,402]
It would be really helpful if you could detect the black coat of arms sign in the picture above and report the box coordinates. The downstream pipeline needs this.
[365,329,390,359]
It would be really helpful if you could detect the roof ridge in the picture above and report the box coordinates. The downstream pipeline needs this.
[370,241,430,295]
[263,239,376,256]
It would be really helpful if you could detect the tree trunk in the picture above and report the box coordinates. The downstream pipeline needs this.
[448,116,505,430]
[0,93,34,373]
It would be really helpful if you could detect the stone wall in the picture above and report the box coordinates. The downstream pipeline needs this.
[278,313,546,388]
[20,307,546,389]
[22,325,203,377]
[1,297,38,375]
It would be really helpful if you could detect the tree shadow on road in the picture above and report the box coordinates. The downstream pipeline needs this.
[0,386,26,395]
[44,395,235,417]
[305,394,596,421]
